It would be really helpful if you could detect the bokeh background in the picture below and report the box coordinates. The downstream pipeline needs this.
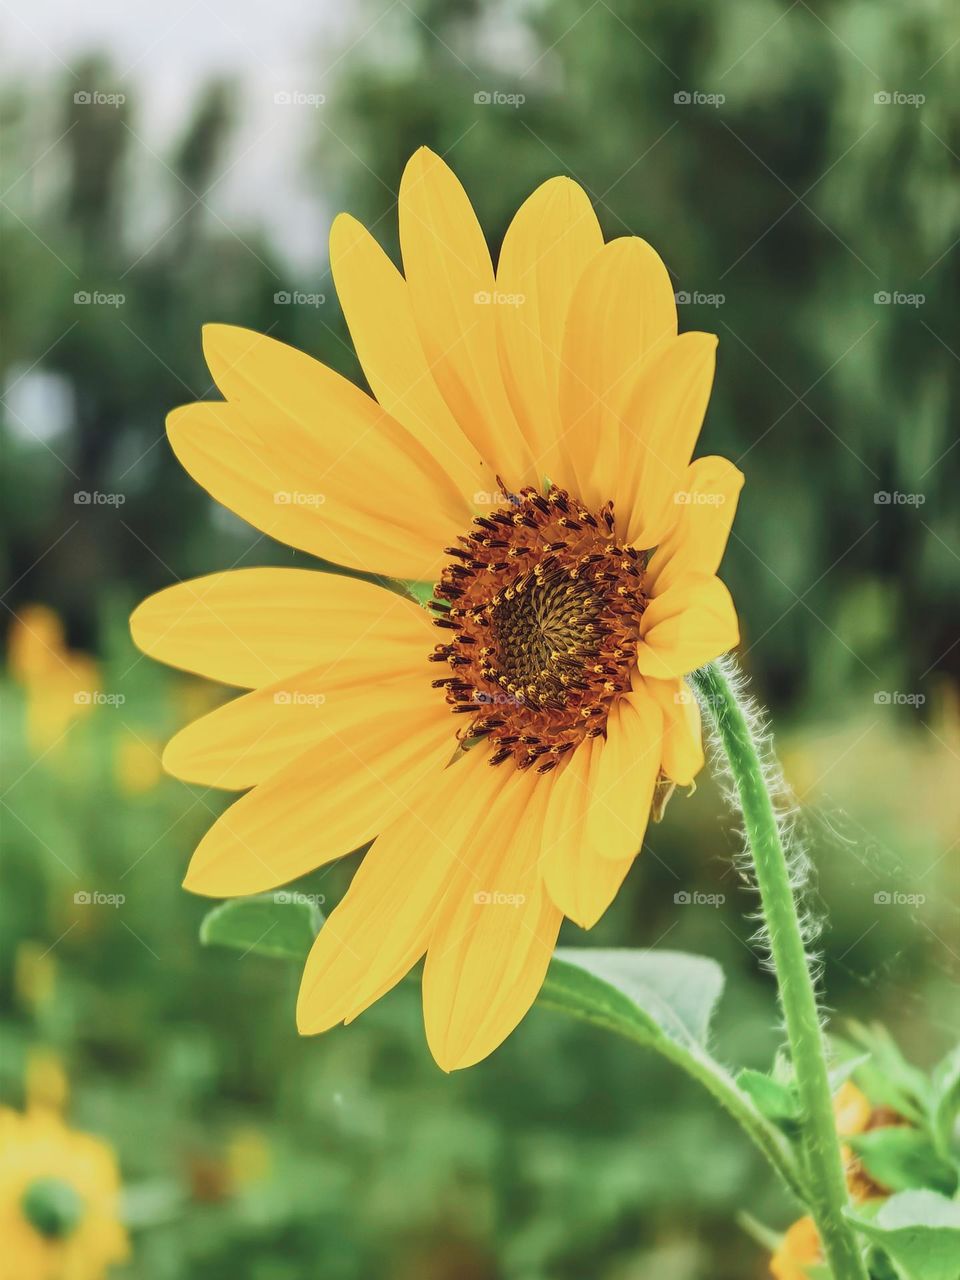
[2,1,959,1276]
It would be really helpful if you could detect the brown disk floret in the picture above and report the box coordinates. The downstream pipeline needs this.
[429,481,648,772]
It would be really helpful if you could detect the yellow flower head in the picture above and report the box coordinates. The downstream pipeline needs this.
[771,1081,893,1278]
[0,1108,129,1280]
[130,148,743,1070]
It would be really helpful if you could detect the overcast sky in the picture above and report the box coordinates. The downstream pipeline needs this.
[2,0,361,266]
[1,0,350,99]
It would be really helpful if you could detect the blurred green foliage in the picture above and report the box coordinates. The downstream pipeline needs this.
[2,1,959,1277]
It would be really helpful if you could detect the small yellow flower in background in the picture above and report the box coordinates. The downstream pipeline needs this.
[7,606,100,757]
[131,147,743,1071]
[770,1082,898,1278]
[0,1106,128,1280]
[770,1214,822,1280]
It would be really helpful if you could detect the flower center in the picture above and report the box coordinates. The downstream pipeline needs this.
[22,1176,85,1240]
[430,483,647,770]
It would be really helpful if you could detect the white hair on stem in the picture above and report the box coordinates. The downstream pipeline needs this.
[695,656,826,1004]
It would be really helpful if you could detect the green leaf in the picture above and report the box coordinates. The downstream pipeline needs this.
[848,1127,958,1196]
[827,1051,872,1092]
[845,1023,930,1123]
[537,949,806,1200]
[737,1069,801,1124]
[846,1190,960,1280]
[540,948,724,1051]
[199,894,322,961]
[931,1043,960,1158]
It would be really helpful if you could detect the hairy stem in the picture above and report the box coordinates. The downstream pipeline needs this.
[693,660,868,1280]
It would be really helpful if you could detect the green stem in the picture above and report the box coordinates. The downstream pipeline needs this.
[693,661,869,1280]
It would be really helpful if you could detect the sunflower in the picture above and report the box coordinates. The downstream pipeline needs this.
[130,147,742,1070]
[770,1082,895,1278]
[0,1107,128,1280]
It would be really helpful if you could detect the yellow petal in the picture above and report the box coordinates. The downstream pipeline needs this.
[171,325,471,579]
[166,400,444,582]
[833,1081,872,1137]
[295,745,506,1034]
[181,689,454,896]
[558,237,677,505]
[495,176,603,478]
[423,768,561,1070]
[540,737,636,926]
[587,688,663,859]
[130,568,430,689]
[641,675,704,786]
[770,1217,822,1280]
[163,664,441,790]
[635,572,739,679]
[615,333,718,547]
[645,455,744,593]
[329,212,488,501]
[201,322,472,530]
[399,147,536,485]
